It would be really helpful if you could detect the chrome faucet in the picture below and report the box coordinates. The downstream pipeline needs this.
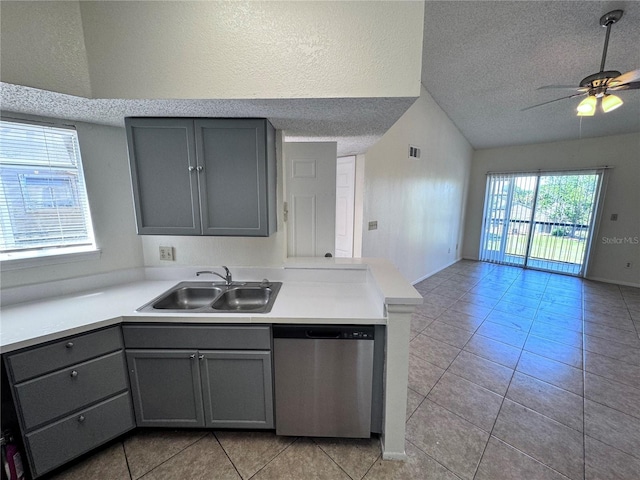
[196,266,232,286]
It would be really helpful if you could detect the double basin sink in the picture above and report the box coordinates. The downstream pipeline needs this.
[137,281,282,314]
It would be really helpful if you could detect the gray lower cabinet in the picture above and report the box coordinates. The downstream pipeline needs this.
[123,324,274,430]
[4,326,134,478]
[125,117,277,236]
[126,350,205,428]
[26,393,134,477]
[200,350,273,428]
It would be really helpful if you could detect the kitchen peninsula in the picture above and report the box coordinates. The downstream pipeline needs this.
[0,258,421,477]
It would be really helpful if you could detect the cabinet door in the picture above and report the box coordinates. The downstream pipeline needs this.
[199,350,274,429]
[126,118,201,235]
[195,119,270,236]
[126,350,204,427]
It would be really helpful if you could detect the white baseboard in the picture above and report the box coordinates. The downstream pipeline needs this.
[585,276,640,289]
[412,257,463,285]
[380,437,408,461]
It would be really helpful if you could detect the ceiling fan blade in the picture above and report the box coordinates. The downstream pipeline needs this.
[537,85,586,91]
[611,68,640,86]
[521,93,587,112]
[609,81,640,91]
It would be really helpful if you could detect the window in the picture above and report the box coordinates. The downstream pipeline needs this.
[0,119,97,263]
[479,170,603,276]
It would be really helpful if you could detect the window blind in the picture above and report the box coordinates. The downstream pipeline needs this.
[0,119,96,261]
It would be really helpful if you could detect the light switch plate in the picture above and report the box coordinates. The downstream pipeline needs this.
[368,221,378,230]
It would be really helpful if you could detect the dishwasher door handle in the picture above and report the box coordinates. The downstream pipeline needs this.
[305,330,341,339]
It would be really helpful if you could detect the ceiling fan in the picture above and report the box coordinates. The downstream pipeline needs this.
[524,9,640,115]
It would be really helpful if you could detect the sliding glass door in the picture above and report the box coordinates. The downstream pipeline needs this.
[479,170,603,276]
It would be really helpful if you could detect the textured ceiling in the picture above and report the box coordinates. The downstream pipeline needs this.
[0,83,415,157]
[422,1,640,149]
[2,1,639,154]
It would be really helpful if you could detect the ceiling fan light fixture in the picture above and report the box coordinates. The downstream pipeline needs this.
[601,94,623,112]
[577,96,597,116]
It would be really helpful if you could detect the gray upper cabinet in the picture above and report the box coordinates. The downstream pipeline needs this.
[125,117,277,236]
[125,118,201,235]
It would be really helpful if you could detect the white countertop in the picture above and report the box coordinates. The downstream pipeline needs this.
[0,259,422,353]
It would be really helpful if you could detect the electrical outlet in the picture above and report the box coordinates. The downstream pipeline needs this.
[159,246,174,261]
[610,213,618,221]
[368,221,378,231]
[625,262,632,269]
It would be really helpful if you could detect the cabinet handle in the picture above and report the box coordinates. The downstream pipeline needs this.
[78,415,85,423]
[190,354,196,359]
[196,166,203,172]
[188,166,195,172]
[66,342,74,349]
[70,370,78,378]
[198,354,205,360]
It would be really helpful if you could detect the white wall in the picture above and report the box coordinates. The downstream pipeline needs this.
[463,132,640,286]
[1,116,144,288]
[0,1,91,97]
[362,86,473,283]
[2,1,423,100]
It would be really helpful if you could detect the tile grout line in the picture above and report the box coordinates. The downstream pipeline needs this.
[470,269,547,480]
[582,282,640,467]
[245,436,301,480]
[311,438,375,480]
[121,440,134,480]
[130,431,209,480]
[408,264,504,476]
[212,431,245,480]
[418,264,533,479]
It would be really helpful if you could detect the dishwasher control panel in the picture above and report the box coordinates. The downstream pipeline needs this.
[273,325,375,340]
[343,331,372,339]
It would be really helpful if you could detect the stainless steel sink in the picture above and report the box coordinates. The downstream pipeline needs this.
[211,286,275,312]
[152,286,223,310]
[137,281,282,314]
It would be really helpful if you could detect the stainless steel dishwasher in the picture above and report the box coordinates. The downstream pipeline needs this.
[272,325,375,438]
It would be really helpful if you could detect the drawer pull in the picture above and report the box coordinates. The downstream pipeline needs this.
[70,370,79,378]
[189,354,196,359]
[78,415,85,423]
[66,342,74,349]
[198,354,205,360]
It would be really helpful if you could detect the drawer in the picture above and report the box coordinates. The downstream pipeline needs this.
[25,392,134,478]
[15,351,129,431]
[122,324,271,350]
[7,327,123,383]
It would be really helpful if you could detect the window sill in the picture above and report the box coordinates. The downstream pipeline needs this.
[0,248,102,271]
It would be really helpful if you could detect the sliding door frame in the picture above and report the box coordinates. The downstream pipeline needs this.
[480,167,609,277]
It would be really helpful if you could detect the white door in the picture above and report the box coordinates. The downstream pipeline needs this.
[284,142,337,257]
[335,156,356,257]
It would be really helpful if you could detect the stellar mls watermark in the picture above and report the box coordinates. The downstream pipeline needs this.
[602,236,639,244]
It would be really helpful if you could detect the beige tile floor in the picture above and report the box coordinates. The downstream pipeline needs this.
[48,261,640,480]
